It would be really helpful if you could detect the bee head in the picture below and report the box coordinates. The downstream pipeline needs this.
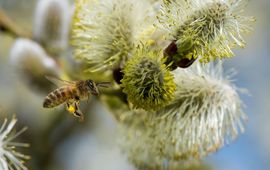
[86,80,99,96]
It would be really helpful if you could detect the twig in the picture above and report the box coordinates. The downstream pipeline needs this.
[0,9,31,38]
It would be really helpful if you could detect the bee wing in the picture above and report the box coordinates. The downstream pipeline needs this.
[45,75,75,87]
[96,82,112,88]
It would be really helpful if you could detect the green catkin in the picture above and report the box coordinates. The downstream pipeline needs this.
[121,46,176,111]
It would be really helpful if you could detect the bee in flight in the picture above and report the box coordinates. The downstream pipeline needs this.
[43,76,111,121]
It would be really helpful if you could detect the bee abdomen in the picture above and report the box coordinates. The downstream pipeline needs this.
[43,88,67,108]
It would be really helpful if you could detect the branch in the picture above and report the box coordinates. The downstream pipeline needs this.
[0,9,31,38]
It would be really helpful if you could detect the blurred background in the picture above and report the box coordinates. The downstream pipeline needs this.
[0,0,270,170]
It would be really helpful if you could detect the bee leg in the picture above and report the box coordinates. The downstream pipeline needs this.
[66,103,69,107]
[74,110,84,122]
[66,102,73,113]
[65,101,83,121]
[73,102,84,122]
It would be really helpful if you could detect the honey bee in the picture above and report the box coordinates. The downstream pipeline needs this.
[43,76,111,121]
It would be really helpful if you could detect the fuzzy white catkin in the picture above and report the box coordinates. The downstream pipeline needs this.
[10,38,60,93]
[158,0,254,62]
[10,38,59,74]
[0,117,29,170]
[71,0,152,72]
[33,0,71,55]
[119,61,247,169]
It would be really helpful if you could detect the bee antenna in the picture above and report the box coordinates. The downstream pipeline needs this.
[96,82,112,88]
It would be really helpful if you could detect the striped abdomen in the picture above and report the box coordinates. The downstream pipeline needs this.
[43,86,78,108]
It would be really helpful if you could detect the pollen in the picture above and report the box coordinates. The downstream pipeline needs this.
[67,105,76,113]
